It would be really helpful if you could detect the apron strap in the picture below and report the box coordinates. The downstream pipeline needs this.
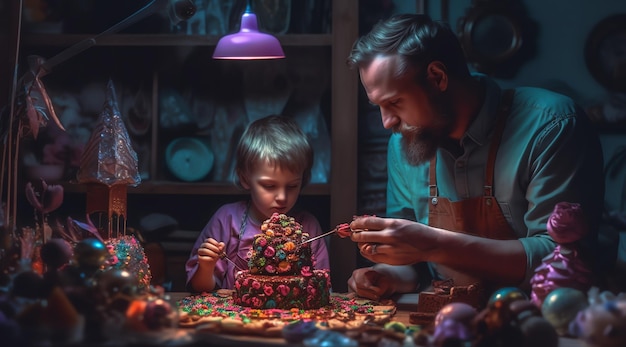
[429,157,438,198]
[484,89,515,197]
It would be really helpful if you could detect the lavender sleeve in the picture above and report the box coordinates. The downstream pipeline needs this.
[185,202,245,291]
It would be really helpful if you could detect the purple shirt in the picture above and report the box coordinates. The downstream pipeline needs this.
[185,201,330,291]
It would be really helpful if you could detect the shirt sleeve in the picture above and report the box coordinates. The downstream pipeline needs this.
[516,107,605,288]
[185,203,240,291]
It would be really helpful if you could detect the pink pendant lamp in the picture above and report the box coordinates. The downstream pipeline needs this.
[212,2,285,60]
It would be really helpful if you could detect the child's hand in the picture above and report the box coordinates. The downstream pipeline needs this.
[197,238,225,266]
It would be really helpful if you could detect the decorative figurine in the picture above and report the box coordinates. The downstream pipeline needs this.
[569,289,626,347]
[76,79,141,239]
[530,202,593,308]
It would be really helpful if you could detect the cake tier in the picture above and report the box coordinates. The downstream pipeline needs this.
[248,234,313,276]
[248,213,314,276]
[233,269,331,310]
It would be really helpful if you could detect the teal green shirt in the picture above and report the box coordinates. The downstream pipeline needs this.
[386,74,604,289]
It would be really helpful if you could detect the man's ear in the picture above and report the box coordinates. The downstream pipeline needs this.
[426,61,448,91]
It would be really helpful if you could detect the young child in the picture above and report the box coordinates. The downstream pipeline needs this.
[185,115,330,292]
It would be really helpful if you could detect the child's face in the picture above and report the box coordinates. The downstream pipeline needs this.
[241,160,303,222]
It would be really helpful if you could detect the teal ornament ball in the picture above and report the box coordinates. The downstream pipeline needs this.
[74,238,109,271]
[488,287,528,309]
[541,287,588,335]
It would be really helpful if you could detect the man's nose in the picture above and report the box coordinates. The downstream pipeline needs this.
[380,108,397,129]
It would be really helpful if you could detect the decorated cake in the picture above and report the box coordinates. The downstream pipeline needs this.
[232,213,331,309]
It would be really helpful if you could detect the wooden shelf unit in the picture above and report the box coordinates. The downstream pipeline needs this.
[15,0,358,292]
[62,181,331,196]
[21,34,333,47]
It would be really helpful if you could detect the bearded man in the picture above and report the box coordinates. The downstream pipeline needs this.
[344,14,606,301]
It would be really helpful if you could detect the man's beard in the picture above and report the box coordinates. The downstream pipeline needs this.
[399,125,439,165]
[397,112,454,166]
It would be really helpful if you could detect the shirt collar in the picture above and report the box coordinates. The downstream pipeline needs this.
[462,73,503,147]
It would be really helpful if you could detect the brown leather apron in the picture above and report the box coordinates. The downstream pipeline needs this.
[428,89,517,289]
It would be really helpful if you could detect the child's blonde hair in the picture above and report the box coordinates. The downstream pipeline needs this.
[234,115,313,188]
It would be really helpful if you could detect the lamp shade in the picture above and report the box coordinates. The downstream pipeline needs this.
[212,11,285,60]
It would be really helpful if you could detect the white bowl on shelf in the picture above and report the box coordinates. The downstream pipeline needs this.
[165,138,214,182]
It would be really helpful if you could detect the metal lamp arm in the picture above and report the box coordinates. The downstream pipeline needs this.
[41,0,167,74]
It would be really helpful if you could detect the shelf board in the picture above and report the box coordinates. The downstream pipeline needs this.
[62,181,330,196]
[21,34,332,47]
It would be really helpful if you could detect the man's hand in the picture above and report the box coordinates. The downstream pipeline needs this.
[347,267,394,301]
[350,216,439,265]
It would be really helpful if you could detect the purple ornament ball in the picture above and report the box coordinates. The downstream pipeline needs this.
[41,238,73,270]
[434,302,477,328]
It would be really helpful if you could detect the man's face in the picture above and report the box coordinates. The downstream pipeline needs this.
[360,55,454,165]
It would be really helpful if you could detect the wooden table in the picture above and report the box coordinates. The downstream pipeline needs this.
[168,292,585,347]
